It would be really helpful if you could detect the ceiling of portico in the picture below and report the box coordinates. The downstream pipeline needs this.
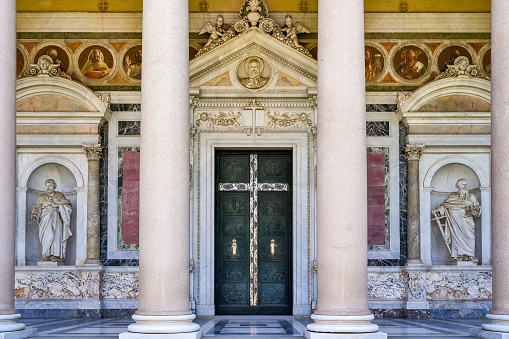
[17,0,489,13]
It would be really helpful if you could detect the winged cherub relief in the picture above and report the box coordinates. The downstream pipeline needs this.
[280,15,310,48]
[200,15,232,48]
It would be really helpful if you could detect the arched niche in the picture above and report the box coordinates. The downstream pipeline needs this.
[24,163,78,266]
[429,163,483,265]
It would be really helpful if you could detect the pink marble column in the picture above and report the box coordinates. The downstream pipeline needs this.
[120,0,200,337]
[473,1,509,338]
[305,0,385,338]
[0,1,35,337]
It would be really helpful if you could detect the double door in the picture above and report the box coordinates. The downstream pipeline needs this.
[214,151,292,315]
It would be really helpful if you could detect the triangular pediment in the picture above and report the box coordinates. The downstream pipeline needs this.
[189,30,317,96]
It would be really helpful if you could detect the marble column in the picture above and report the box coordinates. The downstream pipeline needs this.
[83,144,102,265]
[404,145,424,266]
[0,1,35,338]
[119,0,200,338]
[305,0,385,338]
[472,1,509,338]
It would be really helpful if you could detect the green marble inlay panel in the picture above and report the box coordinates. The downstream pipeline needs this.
[368,147,390,251]
[117,146,140,251]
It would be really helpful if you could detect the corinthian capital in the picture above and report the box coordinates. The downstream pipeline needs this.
[404,144,425,161]
[83,144,103,161]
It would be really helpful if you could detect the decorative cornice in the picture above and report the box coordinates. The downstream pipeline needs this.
[83,144,103,161]
[19,55,71,80]
[194,97,314,108]
[404,144,425,161]
[436,57,489,80]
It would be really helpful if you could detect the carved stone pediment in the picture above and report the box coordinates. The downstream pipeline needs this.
[196,0,312,59]
[436,56,488,80]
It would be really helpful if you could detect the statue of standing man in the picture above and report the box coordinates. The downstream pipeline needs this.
[30,179,73,262]
[432,178,481,263]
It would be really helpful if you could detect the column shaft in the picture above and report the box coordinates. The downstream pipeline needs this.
[405,145,424,265]
[307,0,384,337]
[83,145,102,265]
[121,0,200,337]
[474,1,509,336]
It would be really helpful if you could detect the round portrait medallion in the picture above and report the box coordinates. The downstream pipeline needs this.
[34,45,70,74]
[365,45,385,82]
[122,45,142,81]
[78,45,114,80]
[237,56,272,91]
[16,48,25,76]
[437,46,472,74]
[482,48,491,78]
[393,45,429,81]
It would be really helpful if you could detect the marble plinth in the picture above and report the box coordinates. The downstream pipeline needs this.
[36,261,57,267]
[0,329,37,339]
[120,332,201,339]
[305,331,387,339]
[471,328,509,338]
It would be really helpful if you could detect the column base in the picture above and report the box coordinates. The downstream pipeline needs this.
[0,329,37,339]
[306,314,385,337]
[471,328,509,338]
[83,259,102,265]
[119,314,201,338]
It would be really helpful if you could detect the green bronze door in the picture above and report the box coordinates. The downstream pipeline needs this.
[215,151,292,315]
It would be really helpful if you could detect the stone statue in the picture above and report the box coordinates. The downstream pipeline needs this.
[239,56,269,89]
[432,178,481,263]
[30,179,73,262]
[280,15,310,48]
[199,15,231,48]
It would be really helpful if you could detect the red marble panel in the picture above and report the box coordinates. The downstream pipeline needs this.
[367,152,386,246]
[122,151,140,245]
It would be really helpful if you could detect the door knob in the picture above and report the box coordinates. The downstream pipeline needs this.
[270,239,276,255]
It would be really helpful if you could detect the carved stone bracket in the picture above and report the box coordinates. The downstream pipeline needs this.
[95,93,111,109]
[404,144,425,161]
[244,99,263,110]
[436,57,489,80]
[83,144,103,161]
[397,92,411,109]
[19,55,71,80]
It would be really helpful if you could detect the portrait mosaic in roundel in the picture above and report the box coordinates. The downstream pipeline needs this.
[78,45,114,80]
[122,45,142,81]
[34,45,70,74]
[237,56,272,90]
[365,45,384,81]
[16,48,25,76]
[393,45,429,81]
[437,46,472,74]
[483,48,491,78]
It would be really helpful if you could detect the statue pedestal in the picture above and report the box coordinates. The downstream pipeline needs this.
[36,261,58,267]
[456,261,477,266]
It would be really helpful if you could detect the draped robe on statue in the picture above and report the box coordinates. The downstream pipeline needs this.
[32,192,73,260]
[436,192,480,259]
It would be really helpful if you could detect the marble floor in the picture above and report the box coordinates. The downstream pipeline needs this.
[21,317,487,338]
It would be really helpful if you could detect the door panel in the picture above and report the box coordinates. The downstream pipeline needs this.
[215,151,292,315]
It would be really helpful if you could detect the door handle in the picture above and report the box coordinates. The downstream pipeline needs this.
[232,239,237,255]
[270,239,276,255]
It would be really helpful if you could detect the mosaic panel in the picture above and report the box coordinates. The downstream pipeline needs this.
[366,121,390,137]
[118,121,141,136]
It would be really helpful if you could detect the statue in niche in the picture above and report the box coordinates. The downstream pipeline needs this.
[432,178,481,264]
[280,15,309,48]
[30,179,72,262]
[239,56,269,89]
[199,15,231,48]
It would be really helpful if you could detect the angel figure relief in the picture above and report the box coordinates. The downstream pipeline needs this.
[280,15,310,48]
[200,15,232,48]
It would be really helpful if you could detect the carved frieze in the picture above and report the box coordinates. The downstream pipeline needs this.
[195,111,242,128]
[266,111,312,128]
